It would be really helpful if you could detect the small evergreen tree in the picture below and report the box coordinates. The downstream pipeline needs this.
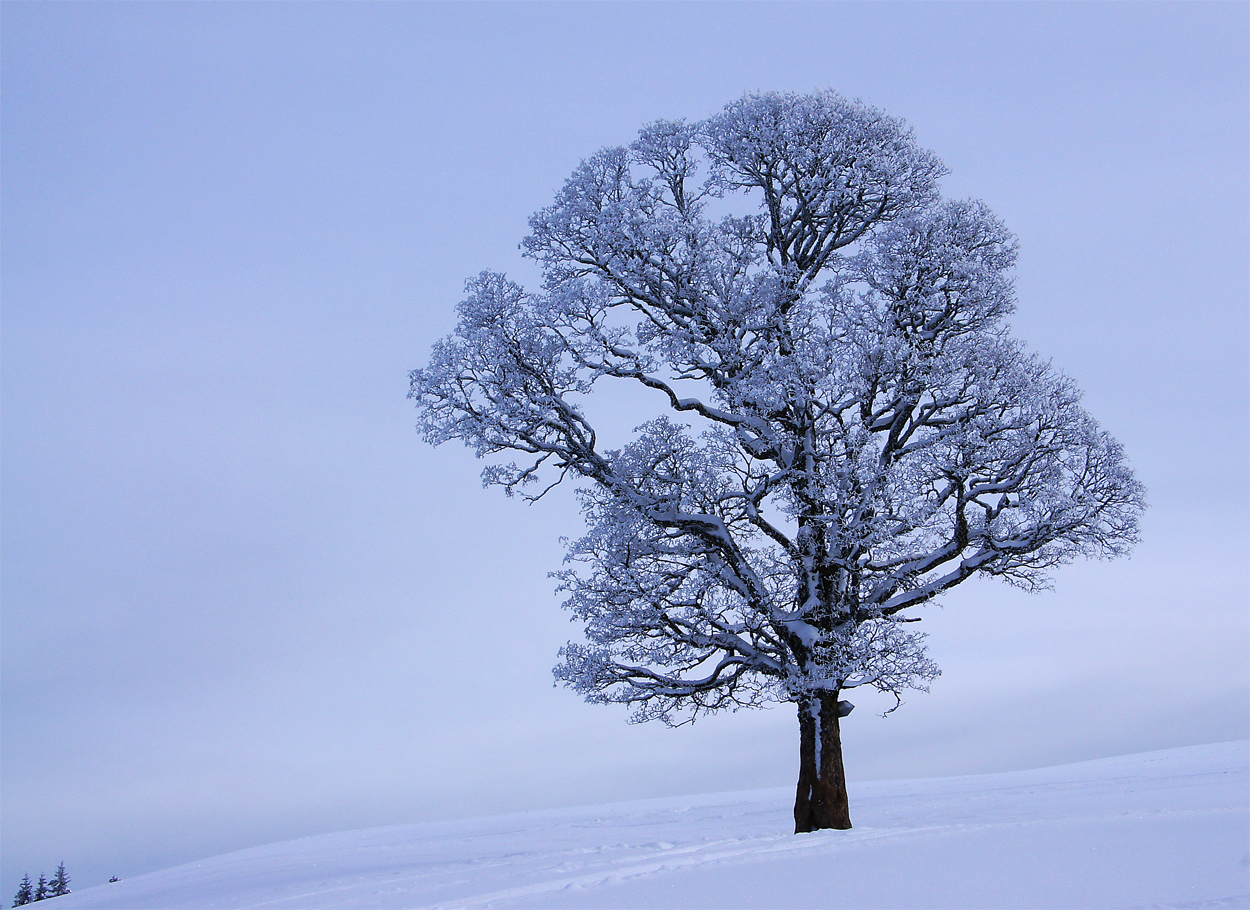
[11,874,33,907]
[46,865,69,898]
[32,877,46,903]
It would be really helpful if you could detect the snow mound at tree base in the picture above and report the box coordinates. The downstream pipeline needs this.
[55,742,1249,909]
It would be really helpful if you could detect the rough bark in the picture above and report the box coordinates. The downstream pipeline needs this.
[793,692,852,832]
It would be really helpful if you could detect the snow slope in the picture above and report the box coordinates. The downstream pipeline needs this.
[53,742,1248,909]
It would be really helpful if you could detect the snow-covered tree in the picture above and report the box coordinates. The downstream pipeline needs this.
[11,874,33,907]
[410,91,1145,831]
[46,865,69,899]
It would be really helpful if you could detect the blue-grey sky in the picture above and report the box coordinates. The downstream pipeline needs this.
[3,1,1247,896]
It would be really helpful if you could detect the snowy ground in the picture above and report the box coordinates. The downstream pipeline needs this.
[52,742,1248,910]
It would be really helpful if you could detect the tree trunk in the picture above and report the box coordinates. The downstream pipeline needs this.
[793,692,852,832]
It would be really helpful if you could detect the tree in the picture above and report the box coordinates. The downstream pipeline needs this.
[410,90,1145,832]
[12,875,33,907]
[32,878,45,904]
[46,865,69,899]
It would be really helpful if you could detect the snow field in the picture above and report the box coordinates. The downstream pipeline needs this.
[52,742,1249,909]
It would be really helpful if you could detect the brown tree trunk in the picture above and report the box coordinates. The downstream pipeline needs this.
[793,692,852,832]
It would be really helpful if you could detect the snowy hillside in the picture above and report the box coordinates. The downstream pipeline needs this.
[54,742,1248,909]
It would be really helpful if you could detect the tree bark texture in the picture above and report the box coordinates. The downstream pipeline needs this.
[793,692,852,832]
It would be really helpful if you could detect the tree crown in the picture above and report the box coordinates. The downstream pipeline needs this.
[411,90,1145,724]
